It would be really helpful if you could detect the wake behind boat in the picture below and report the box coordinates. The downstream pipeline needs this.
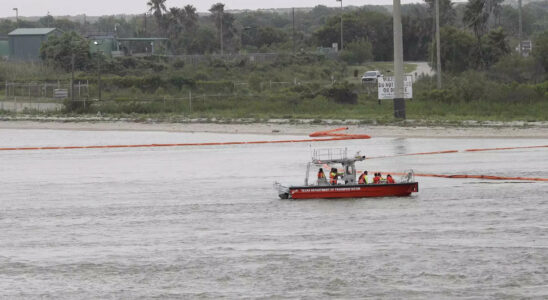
[275,148,418,200]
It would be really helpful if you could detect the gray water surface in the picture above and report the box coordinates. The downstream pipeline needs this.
[1,129,547,299]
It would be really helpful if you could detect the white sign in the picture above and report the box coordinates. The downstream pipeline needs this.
[378,76,413,99]
[54,89,69,99]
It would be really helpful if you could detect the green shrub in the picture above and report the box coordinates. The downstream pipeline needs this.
[340,38,373,64]
[195,80,234,93]
[488,55,541,83]
[420,89,458,103]
[322,82,358,104]
[169,75,195,90]
[249,76,262,92]
[63,98,88,113]
[172,59,185,69]
[533,30,548,72]
[141,75,164,93]
[290,84,318,99]
[118,57,139,69]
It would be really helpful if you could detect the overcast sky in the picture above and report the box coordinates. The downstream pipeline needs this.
[1,0,428,18]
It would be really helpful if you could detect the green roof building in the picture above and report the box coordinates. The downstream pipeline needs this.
[88,35,118,58]
[8,28,62,61]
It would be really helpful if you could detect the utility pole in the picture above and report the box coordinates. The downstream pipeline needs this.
[336,0,344,50]
[13,8,18,24]
[393,0,406,119]
[435,0,442,89]
[220,11,224,55]
[71,53,75,104]
[144,13,147,36]
[94,41,103,101]
[292,8,295,54]
[98,53,102,101]
[518,0,523,55]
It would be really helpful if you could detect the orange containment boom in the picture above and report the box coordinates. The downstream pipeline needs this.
[384,172,548,182]
[368,150,459,159]
[465,145,548,152]
[0,128,372,152]
[368,145,548,160]
[309,127,372,139]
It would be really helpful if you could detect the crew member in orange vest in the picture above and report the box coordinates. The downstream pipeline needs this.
[358,171,369,184]
[386,174,395,184]
[329,168,339,185]
[379,173,387,183]
[318,168,326,180]
[373,173,381,184]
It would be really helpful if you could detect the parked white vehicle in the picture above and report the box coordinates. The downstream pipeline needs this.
[361,70,383,84]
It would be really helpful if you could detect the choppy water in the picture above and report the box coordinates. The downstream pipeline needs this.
[1,129,547,299]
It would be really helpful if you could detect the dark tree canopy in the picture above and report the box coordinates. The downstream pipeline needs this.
[40,32,91,71]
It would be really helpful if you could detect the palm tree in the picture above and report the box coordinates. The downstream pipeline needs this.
[464,0,488,38]
[165,6,198,36]
[209,3,225,54]
[209,3,225,28]
[183,5,198,31]
[463,0,490,68]
[167,7,184,35]
[488,0,504,28]
[425,0,455,26]
[147,0,167,30]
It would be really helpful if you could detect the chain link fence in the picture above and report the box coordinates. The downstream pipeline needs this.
[169,53,280,66]
[1,81,90,112]
[1,78,373,114]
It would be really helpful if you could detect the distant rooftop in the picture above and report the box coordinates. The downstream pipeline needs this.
[8,28,59,36]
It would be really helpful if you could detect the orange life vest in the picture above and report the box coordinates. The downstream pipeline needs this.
[330,172,338,184]
[373,176,380,184]
[358,174,368,184]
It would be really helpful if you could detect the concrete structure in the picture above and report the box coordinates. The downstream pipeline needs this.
[88,34,119,57]
[117,37,168,56]
[88,35,167,57]
[8,28,62,61]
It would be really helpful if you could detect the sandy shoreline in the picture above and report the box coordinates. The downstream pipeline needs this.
[1,120,547,138]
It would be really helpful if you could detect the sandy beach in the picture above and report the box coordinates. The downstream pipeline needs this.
[1,119,547,138]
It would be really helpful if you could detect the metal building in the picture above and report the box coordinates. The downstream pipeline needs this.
[8,28,62,61]
[88,34,120,58]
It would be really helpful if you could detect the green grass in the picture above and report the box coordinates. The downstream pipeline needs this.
[2,56,546,124]
[57,93,546,123]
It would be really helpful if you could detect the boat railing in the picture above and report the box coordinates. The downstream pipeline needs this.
[312,148,348,162]
[273,181,289,194]
[399,170,415,183]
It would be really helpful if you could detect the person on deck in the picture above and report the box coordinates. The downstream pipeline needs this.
[329,168,339,185]
[317,168,328,185]
[318,168,326,179]
[358,171,369,184]
[386,174,395,184]
[379,173,387,183]
[373,173,381,184]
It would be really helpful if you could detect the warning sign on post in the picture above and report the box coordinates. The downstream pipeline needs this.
[378,76,413,99]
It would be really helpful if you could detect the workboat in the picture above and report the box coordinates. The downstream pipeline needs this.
[274,148,418,200]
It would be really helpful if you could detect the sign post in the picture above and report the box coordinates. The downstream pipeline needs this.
[378,76,413,100]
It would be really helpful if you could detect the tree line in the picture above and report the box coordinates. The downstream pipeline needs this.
[2,1,547,74]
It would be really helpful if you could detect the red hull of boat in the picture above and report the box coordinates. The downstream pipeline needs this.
[287,183,418,199]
